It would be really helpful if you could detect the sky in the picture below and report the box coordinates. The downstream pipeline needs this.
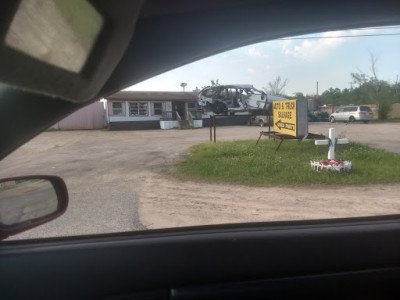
[127,26,400,96]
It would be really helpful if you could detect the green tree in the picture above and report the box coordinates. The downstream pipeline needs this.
[293,92,306,101]
[319,52,400,119]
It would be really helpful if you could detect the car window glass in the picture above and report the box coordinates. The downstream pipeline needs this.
[1,25,399,240]
[360,106,372,112]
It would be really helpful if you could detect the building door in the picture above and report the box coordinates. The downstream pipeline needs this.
[173,101,186,119]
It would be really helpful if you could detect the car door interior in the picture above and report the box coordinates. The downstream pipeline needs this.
[1,1,400,299]
[1,217,400,299]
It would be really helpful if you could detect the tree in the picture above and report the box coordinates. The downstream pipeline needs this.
[200,79,220,90]
[293,92,306,101]
[369,51,379,81]
[318,51,399,119]
[350,72,368,87]
[210,79,219,86]
[263,76,288,96]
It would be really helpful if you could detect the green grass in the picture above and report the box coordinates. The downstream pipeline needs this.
[171,140,400,186]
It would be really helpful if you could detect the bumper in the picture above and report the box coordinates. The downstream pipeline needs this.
[356,114,374,121]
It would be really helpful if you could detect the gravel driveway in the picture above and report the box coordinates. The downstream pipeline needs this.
[1,122,399,239]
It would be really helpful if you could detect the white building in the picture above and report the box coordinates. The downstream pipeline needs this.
[105,91,201,130]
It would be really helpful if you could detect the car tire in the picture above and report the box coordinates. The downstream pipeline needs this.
[329,116,335,123]
[259,120,265,127]
[349,116,355,123]
[363,121,369,124]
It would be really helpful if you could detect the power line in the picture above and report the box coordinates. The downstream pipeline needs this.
[279,33,400,40]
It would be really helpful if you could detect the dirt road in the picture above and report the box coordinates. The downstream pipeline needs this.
[0,123,399,239]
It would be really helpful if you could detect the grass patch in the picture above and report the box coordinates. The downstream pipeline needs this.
[172,140,400,186]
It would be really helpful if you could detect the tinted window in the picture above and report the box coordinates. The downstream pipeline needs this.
[344,107,357,112]
[360,106,372,112]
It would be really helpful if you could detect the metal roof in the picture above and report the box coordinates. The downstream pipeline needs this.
[106,91,197,101]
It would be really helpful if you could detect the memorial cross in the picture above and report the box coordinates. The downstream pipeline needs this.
[315,128,349,160]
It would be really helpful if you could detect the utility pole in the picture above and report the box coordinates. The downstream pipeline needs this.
[316,81,319,99]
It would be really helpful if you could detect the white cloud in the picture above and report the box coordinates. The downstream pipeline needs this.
[265,65,271,70]
[280,29,377,61]
[280,39,292,55]
[247,46,268,58]
[247,68,257,73]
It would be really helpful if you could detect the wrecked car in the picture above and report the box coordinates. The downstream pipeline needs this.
[198,84,286,115]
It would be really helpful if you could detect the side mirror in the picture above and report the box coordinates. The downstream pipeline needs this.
[0,175,68,240]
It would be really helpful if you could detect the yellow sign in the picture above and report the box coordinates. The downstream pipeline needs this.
[273,100,297,136]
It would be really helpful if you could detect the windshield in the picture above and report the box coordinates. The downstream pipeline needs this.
[1,25,399,240]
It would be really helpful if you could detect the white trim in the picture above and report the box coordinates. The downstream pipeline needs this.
[109,101,126,116]
[128,101,149,117]
[152,102,163,116]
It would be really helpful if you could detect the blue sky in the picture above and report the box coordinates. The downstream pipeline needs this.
[127,26,400,96]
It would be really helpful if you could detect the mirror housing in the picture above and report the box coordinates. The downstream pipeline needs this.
[0,1,144,102]
[0,175,68,240]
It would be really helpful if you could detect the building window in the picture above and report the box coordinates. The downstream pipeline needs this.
[129,102,148,116]
[188,102,196,110]
[111,102,123,115]
[153,102,163,115]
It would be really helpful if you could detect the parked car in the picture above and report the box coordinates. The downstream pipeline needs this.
[308,109,329,122]
[329,105,374,123]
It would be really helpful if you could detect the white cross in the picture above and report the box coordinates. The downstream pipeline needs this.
[315,128,349,160]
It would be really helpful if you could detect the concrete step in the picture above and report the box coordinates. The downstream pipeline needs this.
[179,120,191,129]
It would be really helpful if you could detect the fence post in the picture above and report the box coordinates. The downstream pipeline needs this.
[213,116,216,143]
[210,116,213,142]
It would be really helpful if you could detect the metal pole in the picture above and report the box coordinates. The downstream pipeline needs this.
[275,136,285,152]
[256,132,263,145]
[209,116,212,142]
[268,115,271,133]
[213,116,216,143]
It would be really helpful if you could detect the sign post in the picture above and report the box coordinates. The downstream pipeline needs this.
[273,100,308,138]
